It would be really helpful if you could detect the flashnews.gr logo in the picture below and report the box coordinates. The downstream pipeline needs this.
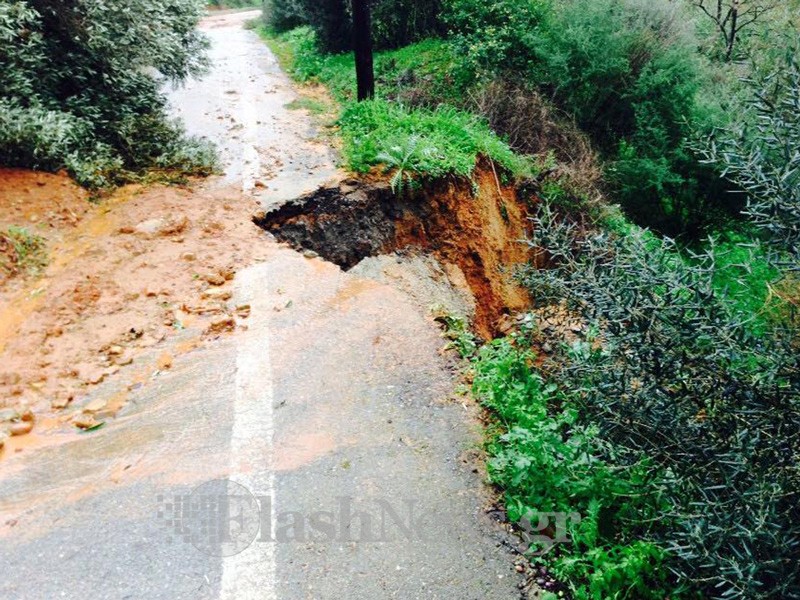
[156,478,580,557]
[157,479,261,557]
[517,511,581,556]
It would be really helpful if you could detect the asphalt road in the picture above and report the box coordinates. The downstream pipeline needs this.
[0,11,522,600]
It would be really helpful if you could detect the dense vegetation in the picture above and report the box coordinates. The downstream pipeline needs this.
[207,0,260,9]
[262,27,529,182]
[528,207,797,598]
[702,51,800,259]
[266,0,800,236]
[262,1,799,599]
[264,0,442,51]
[444,0,730,235]
[0,0,215,188]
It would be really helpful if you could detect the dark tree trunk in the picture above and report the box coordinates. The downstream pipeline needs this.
[352,0,375,101]
[725,5,738,61]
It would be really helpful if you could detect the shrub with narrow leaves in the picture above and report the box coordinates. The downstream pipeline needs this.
[703,52,800,258]
[0,0,215,187]
[524,203,800,599]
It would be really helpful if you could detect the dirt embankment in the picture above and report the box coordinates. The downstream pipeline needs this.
[255,166,536,338]
[0,169,91,287]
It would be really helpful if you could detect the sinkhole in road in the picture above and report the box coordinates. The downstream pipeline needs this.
[254,169,536,338]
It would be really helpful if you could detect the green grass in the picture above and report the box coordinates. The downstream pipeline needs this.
[704,233,784,333]
[259,26,532,182]
[260,27,457,102]
[598,188,787,336]
[285,98,329,115]
[0,226,48,278]
[339,100,530,179]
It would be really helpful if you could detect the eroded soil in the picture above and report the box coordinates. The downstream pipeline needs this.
[256,167,534,338]
[0,167,268,451]
[0,11,529,599]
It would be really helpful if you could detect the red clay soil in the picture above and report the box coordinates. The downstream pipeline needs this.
[0,168,269,446]
[395,168,533,338]
[257,165,535,338]
[0,164,536,453]
[0,169,92,287]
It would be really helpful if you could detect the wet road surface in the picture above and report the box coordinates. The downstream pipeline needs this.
[0,11,521,600]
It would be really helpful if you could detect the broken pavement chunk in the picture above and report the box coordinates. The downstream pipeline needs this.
[73,414,101,430]
[206,315,235,334]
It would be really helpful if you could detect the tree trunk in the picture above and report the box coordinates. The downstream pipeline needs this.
[352,0,375,101]
[725,4,738,61]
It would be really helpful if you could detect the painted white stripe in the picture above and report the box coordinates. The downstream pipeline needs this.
[221,263,277,600]
[239,34,262,196]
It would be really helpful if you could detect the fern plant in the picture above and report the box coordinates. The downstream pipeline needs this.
[377,135,428,195]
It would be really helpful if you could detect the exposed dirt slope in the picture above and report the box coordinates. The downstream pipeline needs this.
[256,166,534,338]
[0,169,91,287]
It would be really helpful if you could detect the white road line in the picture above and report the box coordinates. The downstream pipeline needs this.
[221,264,277,600]
[240,32,262,195]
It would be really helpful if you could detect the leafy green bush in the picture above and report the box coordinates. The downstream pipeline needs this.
[0,0,215,187]
[263,0,442,51]
[444,0,550,83]
[262,0,307,33]
[444,0,730,234]
[702,233,785,334]
[296,0,351,53]
[523,203,800,599]
[370,0,443,50]
[472,338,673,600]
[0,101,119,188]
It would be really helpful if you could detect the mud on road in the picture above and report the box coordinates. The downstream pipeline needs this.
[0,8,344,451]
[0,168,271,452]
[0,9,535,600]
